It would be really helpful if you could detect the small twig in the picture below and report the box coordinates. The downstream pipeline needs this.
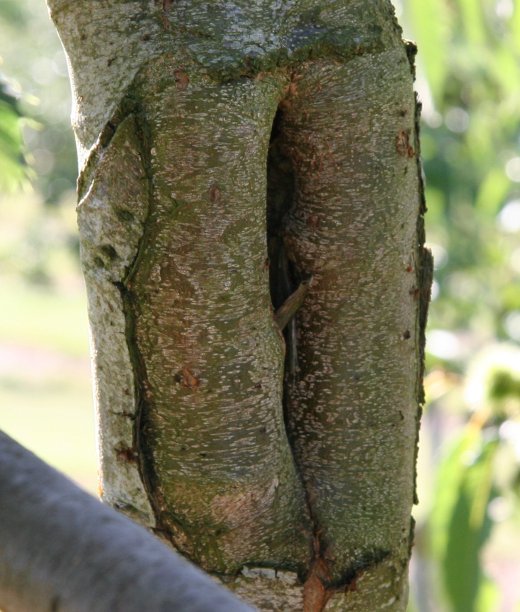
[275,277,312,331]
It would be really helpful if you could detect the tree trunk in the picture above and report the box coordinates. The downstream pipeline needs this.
[47,1,431,609]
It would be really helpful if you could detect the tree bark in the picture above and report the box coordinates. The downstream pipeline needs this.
[47,1,431,609]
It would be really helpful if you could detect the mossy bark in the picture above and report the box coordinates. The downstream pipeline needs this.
[48,1,431,609]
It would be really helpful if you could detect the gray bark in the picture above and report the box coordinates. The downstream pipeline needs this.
[0,431,251,612]
[45,1,432,609]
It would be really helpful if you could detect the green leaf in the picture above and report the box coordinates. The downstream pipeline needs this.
[429,426,499,611]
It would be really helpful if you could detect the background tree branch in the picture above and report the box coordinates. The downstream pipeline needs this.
[0,431,251,612]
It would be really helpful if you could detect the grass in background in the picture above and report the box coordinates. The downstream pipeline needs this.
[0,193,97,493]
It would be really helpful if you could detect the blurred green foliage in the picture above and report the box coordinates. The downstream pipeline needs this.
[0,77,28,191]
[403,0,520,343]
[0,0,79,286]
[1,0,520,610]
[400,0,520,610]
[0,0,76,205]
[0,1,95,491]
[430,424,499,611]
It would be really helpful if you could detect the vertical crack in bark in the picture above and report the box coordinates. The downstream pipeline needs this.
[267,104,329,609]
[267,98,366,612]
[267,108,300,386]
[110,104,174,542]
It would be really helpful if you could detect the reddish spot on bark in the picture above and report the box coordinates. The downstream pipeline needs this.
[174,69,189,90]
[409,287,420,300]
[287,81,298,97]
[161,15,170,29]
[115,445,138,464]
[263,257,270,271]
[163,0,173,10]
[346,575,359,592]
[280,76,301,111]
[310,154,324,172]
[307,214,321,229]
[396,130,415,158]
[209,183,221,204]
[180,367,199,389]
[406,264,413,273]
[345,568,367,593]
[303,557,332,612]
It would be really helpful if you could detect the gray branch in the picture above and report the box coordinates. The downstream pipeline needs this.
[0,431,253,612]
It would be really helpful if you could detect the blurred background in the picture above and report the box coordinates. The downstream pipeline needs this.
[0,0,519,610]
